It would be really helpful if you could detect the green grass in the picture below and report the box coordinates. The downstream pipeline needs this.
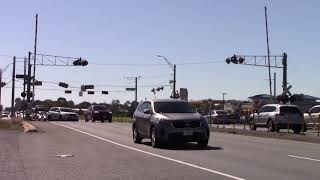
[0,119,21,130]
[112,116,132,123]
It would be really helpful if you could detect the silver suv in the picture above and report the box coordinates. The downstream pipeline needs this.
[132,99,210,148]
[249,104,303,133]
[304,105,320,130]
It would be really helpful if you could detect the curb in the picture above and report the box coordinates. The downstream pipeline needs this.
[21,121,38,132]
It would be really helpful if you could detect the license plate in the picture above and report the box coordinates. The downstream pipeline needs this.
[183,130,193,136]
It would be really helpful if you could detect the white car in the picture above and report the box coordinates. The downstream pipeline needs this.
[46,107,79,121]
[249,104,303,133]
[304,105,320,130]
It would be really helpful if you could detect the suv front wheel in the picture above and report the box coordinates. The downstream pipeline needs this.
[133,125,142,144]
[151,127,162,148]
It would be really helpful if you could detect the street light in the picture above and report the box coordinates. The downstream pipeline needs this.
[156,55,177,99]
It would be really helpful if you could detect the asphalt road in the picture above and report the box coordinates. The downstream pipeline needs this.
[2,121,320,180]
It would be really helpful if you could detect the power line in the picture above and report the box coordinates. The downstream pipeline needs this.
[89,60,224,67]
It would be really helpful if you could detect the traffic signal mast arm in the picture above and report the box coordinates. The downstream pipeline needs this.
[32,53,88,66]
[226,54,284,69]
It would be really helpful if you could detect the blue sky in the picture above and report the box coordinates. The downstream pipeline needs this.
[1,0,320,107]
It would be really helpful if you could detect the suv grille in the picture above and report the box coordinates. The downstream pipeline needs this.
[171,120,200,128]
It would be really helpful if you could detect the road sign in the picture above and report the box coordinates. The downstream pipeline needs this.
[59,82,69,88]
[126,88,136,91]
[84,85,94,90]
[180,88,188,101]
[282,85,292,96]
[16,74,27,79]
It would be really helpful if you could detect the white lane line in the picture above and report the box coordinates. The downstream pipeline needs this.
[288,155,320,162]
[51,122,246,180]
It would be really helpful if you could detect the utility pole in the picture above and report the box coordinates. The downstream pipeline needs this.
[26,52,32,118]
[222,92,227,110]
[23,58,27,101]
[265,6,272,96]
[274,72,276,97]
[173,65,176,98]
[156,55,177,99]
[11,57,16,118]
[282,53,288,93]
[0,69,2,116]
[32,13,38,103]
[135,77,138,102]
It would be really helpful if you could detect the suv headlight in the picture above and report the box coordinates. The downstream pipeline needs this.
[156,118,173,127]
[94,111,99,114]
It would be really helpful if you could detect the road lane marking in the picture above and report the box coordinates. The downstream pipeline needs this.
[51,122,246,180]
[288,155,320,162]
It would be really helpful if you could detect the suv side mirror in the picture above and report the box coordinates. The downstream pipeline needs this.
[143,109,151,114]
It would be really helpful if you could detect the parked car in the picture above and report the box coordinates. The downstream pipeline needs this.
[249,104,303,133]
[1,111,10,118]
[132,99,210,148]
[47,107,79,121]
[205,110,233,124]
[85,105,112,123]
[304,105,320,130]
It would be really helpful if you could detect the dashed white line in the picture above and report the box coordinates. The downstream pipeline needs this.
[288,155,320,162]
[51,122,246,180]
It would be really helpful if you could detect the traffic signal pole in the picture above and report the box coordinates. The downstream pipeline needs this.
[173,65,176,99]
[26,52,32,118]
[282,53,288,93]
[11,57,16,118]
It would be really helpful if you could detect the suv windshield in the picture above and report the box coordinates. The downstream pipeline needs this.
[280,106,301,114]
[154,102,195,113]
[93,105,107,111]
[60,108,74,112]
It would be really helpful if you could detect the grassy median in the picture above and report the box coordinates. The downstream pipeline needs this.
[0,119,22,130]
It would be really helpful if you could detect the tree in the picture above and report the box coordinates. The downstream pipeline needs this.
[75,101,91,109]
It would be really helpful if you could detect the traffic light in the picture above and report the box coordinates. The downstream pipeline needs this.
[289,96,296,103]
[277,95,295,104]
[226,55,245,64]
[59,82,69,88]
[156,86,164,91]
[21,92,26,98]
[238,57,245,64]
[73,57,88,66]
[87,91,94,95]
[65,90,72,94]
[230,55,238,64]
[225,58,231,64]
[1,82,6,87]
[151,88,155,93]
[102,91,108,95]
